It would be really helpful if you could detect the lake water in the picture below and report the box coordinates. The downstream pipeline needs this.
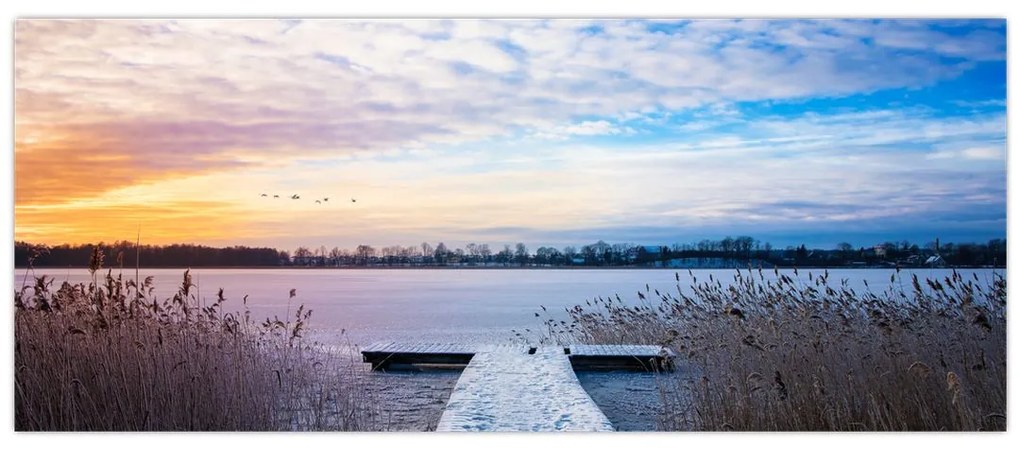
[13,267,1001,346]
[12,267,1002,431]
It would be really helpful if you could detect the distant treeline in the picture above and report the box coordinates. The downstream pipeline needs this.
[15,237,1006,269]
[15,241,283,268]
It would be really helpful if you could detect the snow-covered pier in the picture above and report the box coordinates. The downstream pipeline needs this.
[360,342,674,431]
[436,346,614,431]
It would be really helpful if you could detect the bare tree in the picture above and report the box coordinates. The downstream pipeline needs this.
[497,245,513,266]
[434,242,448,264]
[355,245,375,265]
[734,236,755,258]
[421,242,433,263]
[329,247,342,266]
[292,247,313,266]
[479,244,491,265]
[563,246,578,264]
[536,246,561,265]
[514,243,528,266]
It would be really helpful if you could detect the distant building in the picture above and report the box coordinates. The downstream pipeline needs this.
[874,244,890,257]
[626,246,663,262]
[925,255,946,267]
[291,255,326,266]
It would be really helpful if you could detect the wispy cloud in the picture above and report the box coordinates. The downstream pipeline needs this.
[13,19,1006,247]
[927,146,1005,161]
[531,120,634,140]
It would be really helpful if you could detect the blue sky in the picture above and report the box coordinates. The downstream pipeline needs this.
[14,19,1007,249]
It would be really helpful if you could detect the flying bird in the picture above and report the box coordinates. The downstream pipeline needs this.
[260,193,267,197]
[323,197,329,202]
[351,198,357,203]
[291,195,300,200]
[273,195,279,198]
[315,200,321,204]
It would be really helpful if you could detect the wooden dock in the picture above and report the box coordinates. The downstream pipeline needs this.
[568,344,675,371]
[436,346,615,431]
[361,341,674,372]
[359,342,677,430]
[360,342,675,431]
[360,342,478,370]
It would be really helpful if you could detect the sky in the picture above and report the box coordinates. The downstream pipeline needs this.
[13,19,1007,251]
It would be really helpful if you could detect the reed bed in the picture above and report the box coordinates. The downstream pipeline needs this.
[15,249,380,431]
[547,268,1006,431]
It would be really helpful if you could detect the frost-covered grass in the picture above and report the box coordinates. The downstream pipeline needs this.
[550,268,1007,431]
[15,249,380,431]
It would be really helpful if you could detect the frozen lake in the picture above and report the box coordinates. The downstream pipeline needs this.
[12,266,1002,431]
[13,267,999,346]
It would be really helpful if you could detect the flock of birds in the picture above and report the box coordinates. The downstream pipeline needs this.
[260,193,356,204]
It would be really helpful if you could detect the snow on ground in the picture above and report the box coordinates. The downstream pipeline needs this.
[436,346,615,432]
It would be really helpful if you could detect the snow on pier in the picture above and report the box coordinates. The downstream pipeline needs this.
[435,346,615,431]
[360,342,674,431]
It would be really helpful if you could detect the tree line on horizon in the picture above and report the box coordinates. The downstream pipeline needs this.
[14,237,1006,269]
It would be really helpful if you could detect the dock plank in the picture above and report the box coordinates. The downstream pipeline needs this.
[360,341,479,369]
[436,347,614,432]
[359,342,532,370]
[568,344,675,371]
[569,344,669,357]
[360,342,674,371]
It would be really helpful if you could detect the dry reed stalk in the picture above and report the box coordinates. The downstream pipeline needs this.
[543,268,1006,431]
[15,266,382,431]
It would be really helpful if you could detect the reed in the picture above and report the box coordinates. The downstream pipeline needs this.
[548,268,1006,431]
[14,256,380,431]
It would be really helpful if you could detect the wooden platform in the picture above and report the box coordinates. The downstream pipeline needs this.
[360,342,480,370]
[361,342,674,371]
[435,346,615,431]
[568,344,675,371]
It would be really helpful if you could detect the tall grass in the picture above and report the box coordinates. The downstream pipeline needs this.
[554,268,1006,431]
[15,248,379,431]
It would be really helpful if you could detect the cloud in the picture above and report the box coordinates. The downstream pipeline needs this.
[530,120,633,140]
[15,19,1005,155]
[961,147,1004,160]
[927,146,1004,161]
[12,19,1007,246]
[563,120,622,136]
